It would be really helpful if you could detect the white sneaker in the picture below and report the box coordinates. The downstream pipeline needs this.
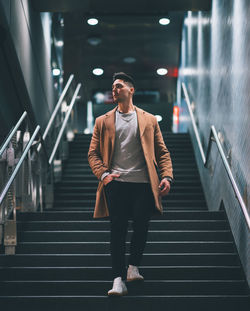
[127,265,144,282]
[108,277,128,296]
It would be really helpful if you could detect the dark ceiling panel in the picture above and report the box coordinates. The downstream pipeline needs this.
[32,0,212,130]
[32,0,212,13]
[62,9,184,130]
[63,12,183,82]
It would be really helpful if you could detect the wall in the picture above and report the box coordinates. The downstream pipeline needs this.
[0,0,56,136]
[178,0,250,284]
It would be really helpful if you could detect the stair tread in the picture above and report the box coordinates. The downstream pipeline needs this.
[0,265,242,269]
[17,230,232,232]
[1,294,249,297]
[17,241,234,244]
[1,280,245,283]
[17,220,228,223]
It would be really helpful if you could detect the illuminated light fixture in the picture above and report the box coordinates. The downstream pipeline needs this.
[87,36,102,46]
[53,68,61,76]
[67,130,74,141]
[185,15,210,26]
[157,68,168,75]
[61,101,68,112]
[87,18,98,26]
[94,92,105,104]
[93,68,104,76]
[123,57,136,64]
[173,106,180,125]
[84,128,91,134]
[159,18,170,25]
[155,115,163,122]
[56,40,64,47]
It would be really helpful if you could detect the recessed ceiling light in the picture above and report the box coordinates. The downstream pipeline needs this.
[159,18,170,25]
[123,57,136,64]
[87,18,98,26]
[56,40,64,47]
[87,36,102,46]
[53,68,61,76]
[94,92,105,104]
[84,128,91,134]
[155,115,163,122]
[157,68,168,75]
[93,68,104,76]
[61,101,68,112]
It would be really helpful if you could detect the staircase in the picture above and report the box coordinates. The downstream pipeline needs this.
[0,132,249,310]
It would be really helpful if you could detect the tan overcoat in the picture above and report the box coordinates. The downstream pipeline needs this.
[88,106,173,218]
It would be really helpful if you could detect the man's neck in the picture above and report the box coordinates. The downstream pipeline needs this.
[117,100,134,113]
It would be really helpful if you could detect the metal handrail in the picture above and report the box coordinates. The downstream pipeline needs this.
[0,111,27,157]
[0,75,79,209]
[182,83,206,164]
[182,82,250,230]
[37,74,74,152]
[0,75,81,254]
[0,126,40,213]
[49,83,81,164]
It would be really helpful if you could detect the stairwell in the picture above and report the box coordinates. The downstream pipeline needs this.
[0,132,249,310]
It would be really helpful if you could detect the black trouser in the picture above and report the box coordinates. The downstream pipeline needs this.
[104,180,155,280]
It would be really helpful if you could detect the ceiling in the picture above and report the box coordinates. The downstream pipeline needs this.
[32,0,212,129]
[32,0,211,13]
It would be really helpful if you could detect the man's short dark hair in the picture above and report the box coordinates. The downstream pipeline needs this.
[112,72,136,89]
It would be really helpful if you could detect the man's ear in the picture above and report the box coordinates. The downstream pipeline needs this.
[130,87,135,95]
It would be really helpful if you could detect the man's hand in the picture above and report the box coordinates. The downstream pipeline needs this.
[158,178,171,196]
[103,173,120,186]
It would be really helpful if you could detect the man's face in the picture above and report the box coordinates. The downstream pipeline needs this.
[112,79,134,103]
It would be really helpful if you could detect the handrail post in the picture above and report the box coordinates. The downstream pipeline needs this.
[204,129,214,168]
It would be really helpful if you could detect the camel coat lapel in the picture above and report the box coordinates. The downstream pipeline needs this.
[136,107,146,138]
[103,107,116,168]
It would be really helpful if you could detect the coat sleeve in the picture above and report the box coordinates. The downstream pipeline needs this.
[154,118,173,180]
[88,119,109,180]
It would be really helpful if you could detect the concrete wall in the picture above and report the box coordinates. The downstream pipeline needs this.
[0,0,56,135]
[178,0,250,284]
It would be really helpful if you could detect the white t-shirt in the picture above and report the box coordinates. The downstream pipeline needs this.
[110,110,150,183]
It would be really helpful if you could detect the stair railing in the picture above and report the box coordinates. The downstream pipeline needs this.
[36,74,74,153]
[33,75,81,209]
[0,112,43,254]
[182,82,250,230]
[39,80,81,211]
[0,75,82,254]
[48,83,82,164]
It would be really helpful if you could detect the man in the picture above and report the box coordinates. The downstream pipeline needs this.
[88,72,173,296]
